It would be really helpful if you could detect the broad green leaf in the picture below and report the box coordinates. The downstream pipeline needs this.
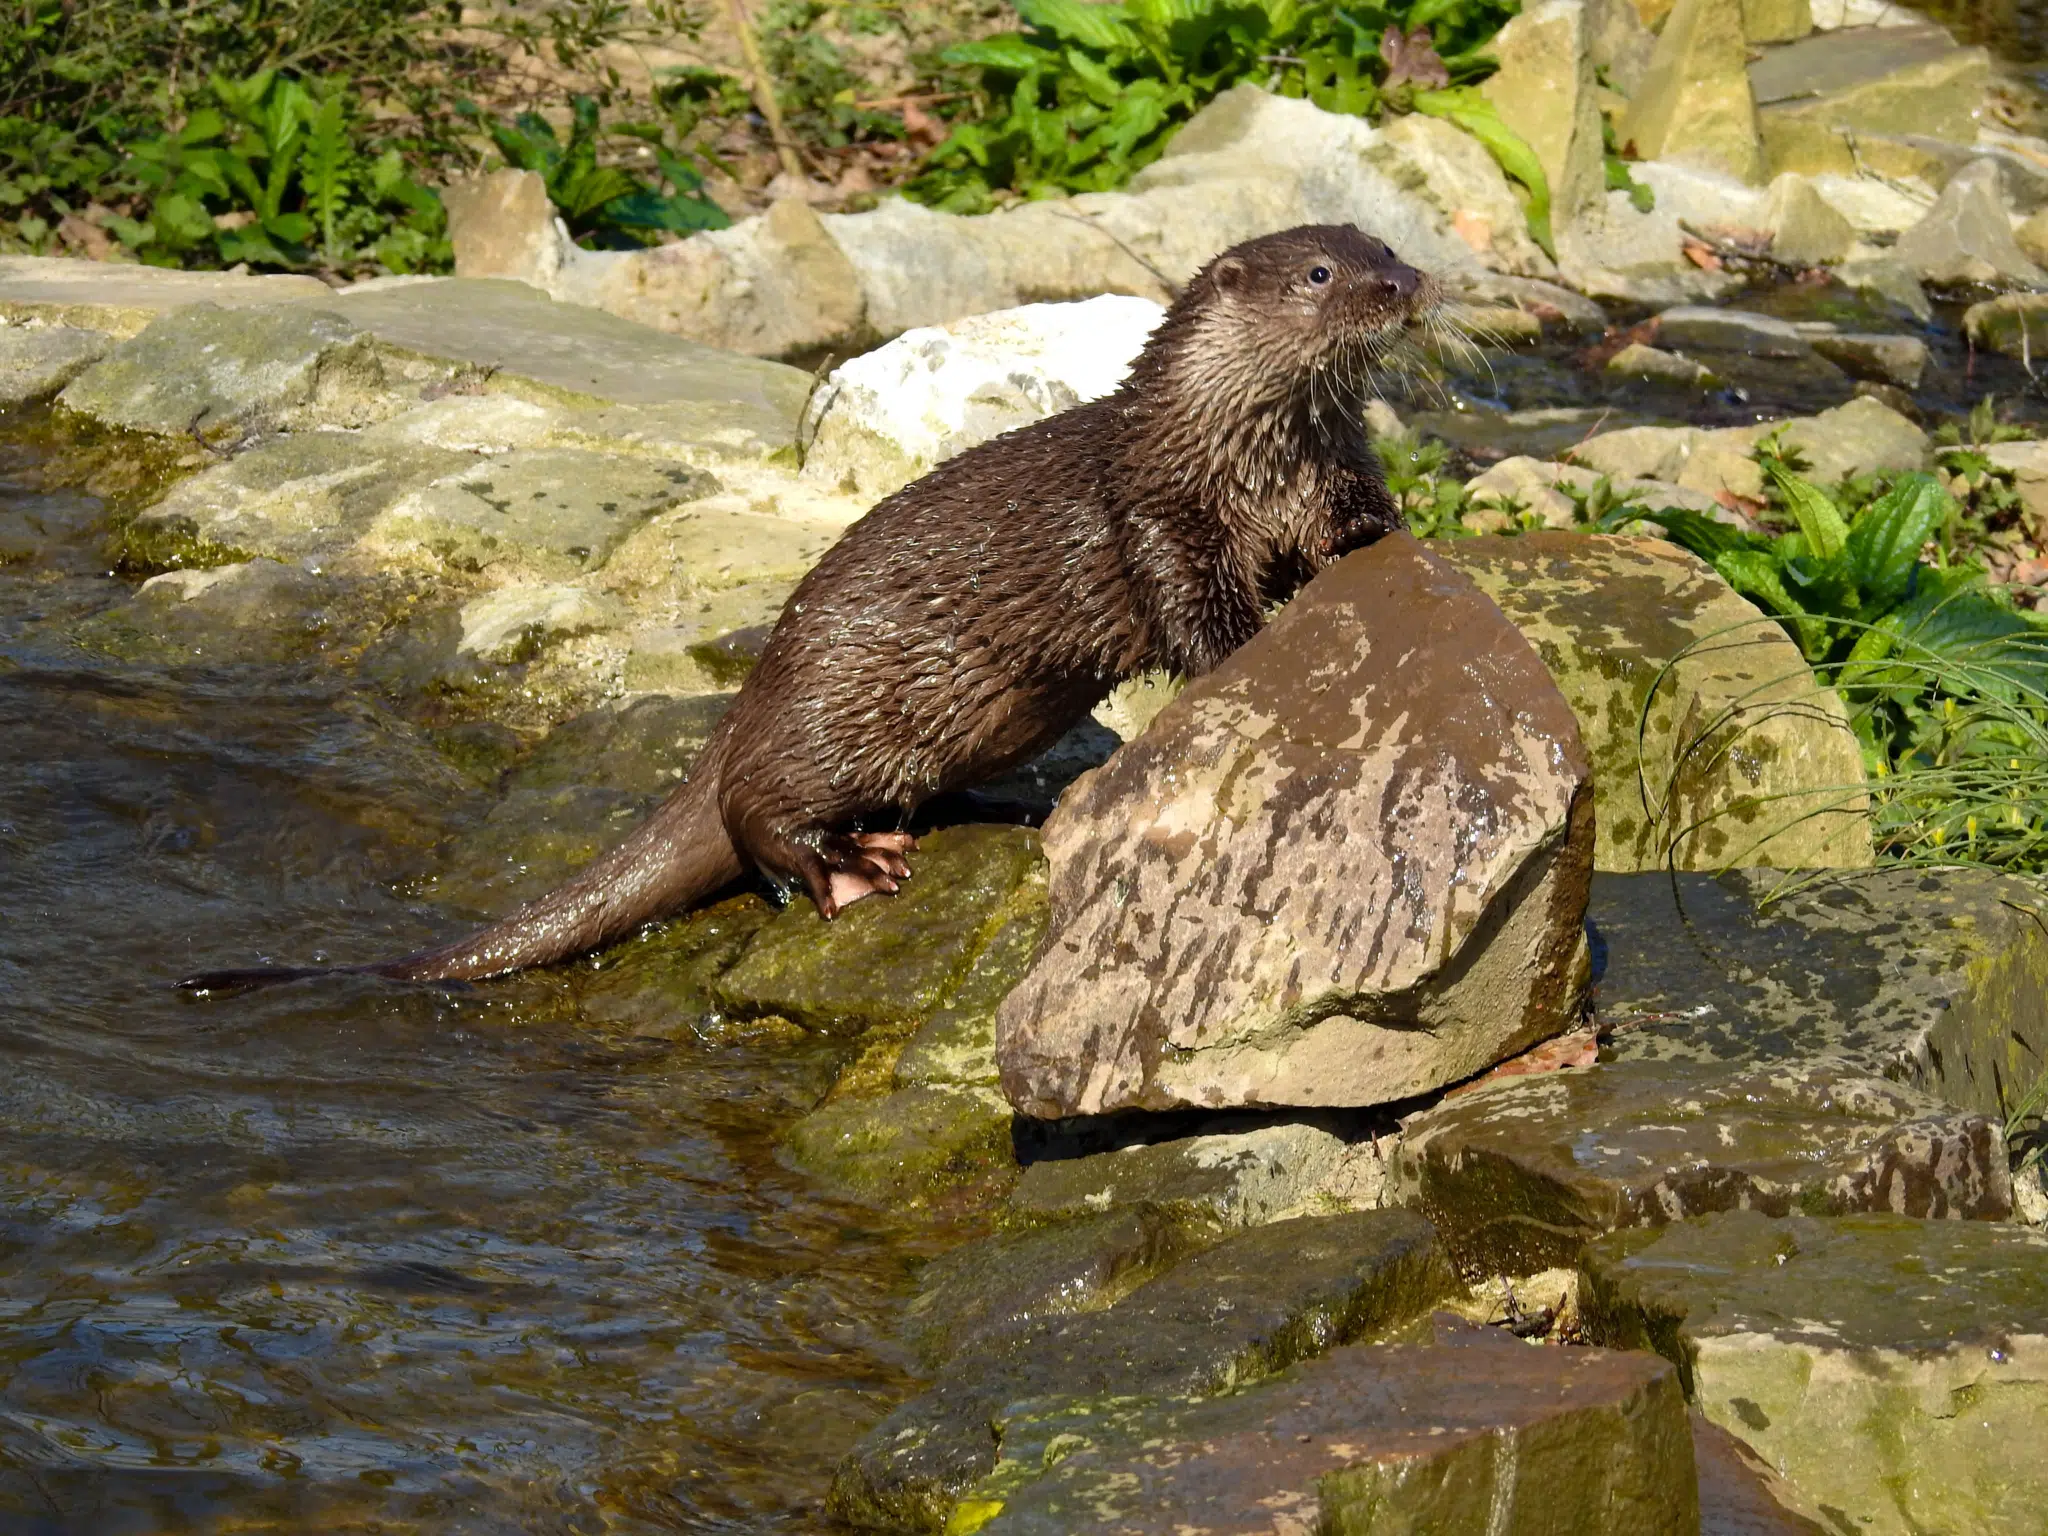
[1410,87,1553,258]
[1014,0,1143,52]
[1762,457,1849,560]
[151,191,215,245]
[177,109,226,147]
[1065,47,1124,106]
[557,165,640,220]
[1715,547,1827,657]
[602,188,730,233]
[304,92,349,259]
[1842,471,1951,616]
[1626,504,1766,563]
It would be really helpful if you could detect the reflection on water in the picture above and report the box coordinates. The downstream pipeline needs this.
[0,453,950,1532]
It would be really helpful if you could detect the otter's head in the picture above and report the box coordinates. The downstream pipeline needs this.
[1155,224,1442,414]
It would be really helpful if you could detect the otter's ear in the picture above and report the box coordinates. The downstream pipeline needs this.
[1209,255,1250,292]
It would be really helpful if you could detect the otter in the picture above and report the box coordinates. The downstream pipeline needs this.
[181,224,1442,992]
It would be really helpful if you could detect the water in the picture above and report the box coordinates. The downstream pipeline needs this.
[0,442,957,1532]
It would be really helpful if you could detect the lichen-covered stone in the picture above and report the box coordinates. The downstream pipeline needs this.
[895,902,1050,1092]
[830,1210,1457,1531]
[960,1316,1698,1535]
[57,303,401,443]
[359,449,717,578]
[1809,330,1928,389]
[1750,24,1990,178]
[716,824,1047,1036]
[1400,867,2039,1273]
[998,534,1593,1119]
[0,324,108,409]
[781,1085,1016,1207]
[1437,534,1872,872]
[1580,1211,2048,1534]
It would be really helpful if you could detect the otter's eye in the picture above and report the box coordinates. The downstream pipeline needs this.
[1309,265,1332,285]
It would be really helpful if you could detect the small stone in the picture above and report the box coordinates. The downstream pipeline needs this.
[0,324,108,409]
[1750,24,1991,178]
[1893,158,2048,288]
[830,1211,1457,1531]
[715,824,1046,1036]
[454,584,618,662]
[1618,0,1765,184]
[1740,0,1811,42]
[1835,254,1933,322]
[1480,0,1609,222]
[1983,440,2048,533]
[1778,393,1929,481]
[1965,290,2048,362]
[1608,341,1718,385]
[1650,304,1851,392]
[996,534,1593,1119]
[800,295,1163,500]
[1439,534,1871,872]
[442,168,571,289]
[1581,1212,2048,1533]
[57,303,395,443]
[1764,172,1855,266]
[1809,330,1929,388]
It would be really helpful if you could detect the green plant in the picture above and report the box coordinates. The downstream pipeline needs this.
[906,0,1542,231]
[1381,432,1478,536]
[757,0,915,150]
[476,95,730,247]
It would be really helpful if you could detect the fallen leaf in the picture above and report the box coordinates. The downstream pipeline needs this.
[1380,25,1451,91]
[1445,1028,1599,1098]
[1681,238,1724,270]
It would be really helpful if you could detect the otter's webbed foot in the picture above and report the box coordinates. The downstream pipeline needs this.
[1320,463,1404,559]
[787,830,917,918]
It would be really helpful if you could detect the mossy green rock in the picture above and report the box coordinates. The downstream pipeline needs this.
[573,894,777,1035]
[963,1317,1697,1535]
[1400,868,2035,1274]
[831,1210,1456,1532]
[57,303,403,443]
[1580,1211,2048,1534]
[1749,25,1990,178]
[716,824,1046,1036]
[781,1085,1015,1207]
[1437,533,1871,872]
[1964,291,2048,362]
[74,558,337,665]
[0,324,108,410]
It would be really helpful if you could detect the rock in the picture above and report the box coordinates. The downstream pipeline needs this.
[1607,340,1718,385]
[572,891,774,1035]
[1479,0,1608,222]
[1693,1414,1832,1534]
[715,824,1046,1036]
[1809,173,1937,237]
[800,296,1163,500]
[960,1316,1698,1535]
[0,323,109,409]
[1439,534,1871,871]
[441,168,572,290]
[1587,0,1659,94]
[1581,1211,2048,1534]
[1629,161,1769,234]
[454,583,619,662]
[580,195,866,361]
[894,897,1051,1091]
[1779,394,1929,481]
[2020,206,2048,268]
[1740,0,1811,42]
[1010,1120,1389,1230]
[359,449,718,578]
[1750,24,1991,178]
[996,534,1593,1120]
[57,303,399,444]
[1457,271,1611,331]
[1556,190,1747,306]
[1964,290,2048,361]
[1835,255,1934,322]
[118,431,477,570]
[781,1085,1015,1208]
[0,255,329,337]
[1893,158,2047,288]
[1618,0,1765,184]
[1573,422,1767,500]
[1461,455,1731,530]
[1379,113,1552,274]
[86,558,335,665]
[308,278,814,461]
[1853,134,2048,217]
[1983,441,2048,532]
[1400,866,2035,1274]
[1650,304,1850,393]
[1764,172,1856,265]
[902,1206,1200,1367]
[830,1210,1457,1530]
[1809,330,1928,388]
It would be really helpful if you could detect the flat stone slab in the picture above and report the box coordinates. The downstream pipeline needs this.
[0,324,109,409]
[1748,24,1989,177]
[831,1210,1456,1531]
[1582,1211,2048,1534]
[1400,867,2038,1273]
[0,256,330,336]
[1437,534,1872,872]
[958,1315,1697,1534]
[304,278,813,456]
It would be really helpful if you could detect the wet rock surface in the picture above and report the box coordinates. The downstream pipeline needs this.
[1582,1211,2048,1535]
[1402,866,2040,1274]
[831,1210,1458,1530]
[1437,534,1871,871]
[959,1314,1698,1535]
[998,533,1594,1119]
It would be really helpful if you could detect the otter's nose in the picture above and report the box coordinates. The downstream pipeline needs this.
[1370,266,1421,302]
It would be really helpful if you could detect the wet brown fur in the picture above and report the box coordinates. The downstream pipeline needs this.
[182,224,1440,990]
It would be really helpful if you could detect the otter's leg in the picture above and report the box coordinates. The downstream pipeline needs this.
[753,825,918,919]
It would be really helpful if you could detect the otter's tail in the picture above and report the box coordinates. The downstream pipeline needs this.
[179,762,743,994]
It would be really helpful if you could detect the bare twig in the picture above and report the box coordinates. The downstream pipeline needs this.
[720,0,804,182]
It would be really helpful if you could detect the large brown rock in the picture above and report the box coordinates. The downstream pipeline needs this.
[996,533,1594,1119]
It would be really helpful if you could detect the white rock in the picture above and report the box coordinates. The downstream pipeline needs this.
[800,295,1165,500]
[1810,0,1922,25]
[1810,174,1937,235]
[457,584,618,661]
[1630,161,1769,232]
